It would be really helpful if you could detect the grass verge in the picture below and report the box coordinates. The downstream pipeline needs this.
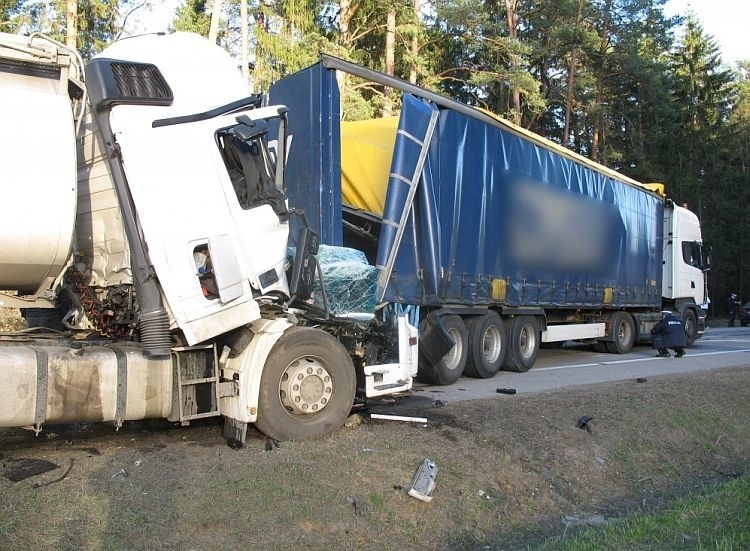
[534,475,750,550]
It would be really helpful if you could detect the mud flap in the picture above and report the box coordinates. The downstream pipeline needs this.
[419,310,455,365]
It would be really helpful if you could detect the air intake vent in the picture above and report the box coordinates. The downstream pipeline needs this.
[110,62,172,101]
[85,58,174,109]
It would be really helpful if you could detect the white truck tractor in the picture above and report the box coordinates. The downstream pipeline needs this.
[0,32,418,442]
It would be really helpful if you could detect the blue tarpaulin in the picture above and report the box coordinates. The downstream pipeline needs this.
[378,98,663,309]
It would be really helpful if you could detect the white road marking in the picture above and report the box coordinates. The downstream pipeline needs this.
[534,348,750,372]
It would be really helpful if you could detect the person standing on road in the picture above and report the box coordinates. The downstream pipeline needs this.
[727,293,741,327]
[651,311,686,358]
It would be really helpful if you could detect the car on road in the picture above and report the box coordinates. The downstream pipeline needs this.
[739,301,750,326]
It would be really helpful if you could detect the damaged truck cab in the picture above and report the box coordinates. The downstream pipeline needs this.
[0,32,418,442]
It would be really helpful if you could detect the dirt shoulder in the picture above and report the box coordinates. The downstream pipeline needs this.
[1,366,748,550]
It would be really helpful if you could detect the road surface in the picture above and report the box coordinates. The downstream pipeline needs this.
[408,325,750,404]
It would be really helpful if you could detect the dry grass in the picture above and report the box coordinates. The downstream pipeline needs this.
[0,367,748,550]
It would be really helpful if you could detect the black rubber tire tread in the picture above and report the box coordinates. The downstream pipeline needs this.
[464,312,505,379]
[254,327,356,441]
[418,315,468,385]
[591,342,609,353]
[682,309,698,346]
[604,312,636,354]
[503,316,540,373]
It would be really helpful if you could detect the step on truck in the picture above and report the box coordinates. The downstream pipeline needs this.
[269,55,711,385]
[0,32,418,442]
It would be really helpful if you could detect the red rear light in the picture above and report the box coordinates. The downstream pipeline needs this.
[409,337,418,346]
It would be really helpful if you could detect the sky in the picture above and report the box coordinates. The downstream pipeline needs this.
[128,0,748,66]
[663,0,747,64]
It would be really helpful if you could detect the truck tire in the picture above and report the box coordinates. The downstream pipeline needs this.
[254,327,356,441]
[604,312,635,354]
[418,315,468,385]
[682,309,698,346]
[464,312,505,379]
[503,316,540,372]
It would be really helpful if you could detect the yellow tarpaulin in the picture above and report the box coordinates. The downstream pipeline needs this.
[340,116,399,216]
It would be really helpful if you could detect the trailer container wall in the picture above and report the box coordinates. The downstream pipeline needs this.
[378,98,664,309]
[268,63,342,246]
[271,62,664,312]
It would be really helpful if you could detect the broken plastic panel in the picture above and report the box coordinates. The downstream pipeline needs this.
[408,458,438,502]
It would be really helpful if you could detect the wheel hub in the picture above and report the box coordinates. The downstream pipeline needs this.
[443,327,464,370]
[483,326,502,363]
[279,358,334,415]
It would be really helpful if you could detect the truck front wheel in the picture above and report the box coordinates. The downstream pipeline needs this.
[418,315,468,385]
[682,309,697,346]
[503,316,540,372]
[604,312,635,354]
[464,312,505,378]
[255,327,356,441]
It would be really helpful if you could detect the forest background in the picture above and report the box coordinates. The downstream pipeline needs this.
[2,0,748,316]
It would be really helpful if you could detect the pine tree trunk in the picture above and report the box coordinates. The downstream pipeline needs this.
[563,0,585,147]
[409,0,419,84]
[65,0,77,49]
[208,0,222,43]
[383,7,396,117]
[504,0,521,125]
[240,0,249,84]
[591,0,611,162]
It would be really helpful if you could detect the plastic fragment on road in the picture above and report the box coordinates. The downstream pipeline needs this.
[496,387,517,395]
[371,413,427,424]
[408,458,438,502]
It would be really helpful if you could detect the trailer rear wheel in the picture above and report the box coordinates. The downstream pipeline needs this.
[503,316,540,372]
[464,312,505,378]
[418,315,468,385]
[255,327,356,441]
[604,312,635,354]
[682,309,697,346]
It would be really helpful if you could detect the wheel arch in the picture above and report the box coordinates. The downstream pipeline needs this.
[219,317,294,425]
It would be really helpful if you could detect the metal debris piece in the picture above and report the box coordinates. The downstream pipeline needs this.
[3,458,59,482]
[576,415,593,432]
[371,413,427,424]
[111,468,127,479]
[496,388,517,395]
[407,458,438,503]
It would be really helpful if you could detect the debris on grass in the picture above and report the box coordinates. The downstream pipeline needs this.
[576,415,594,432]
[371,414,427,424]
[264,440,280,452]
[346,495,370,516]
[3,458,59,482]
[407,458,438,503]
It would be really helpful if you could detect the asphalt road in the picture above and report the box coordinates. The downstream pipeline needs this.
[410,325,750,404]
